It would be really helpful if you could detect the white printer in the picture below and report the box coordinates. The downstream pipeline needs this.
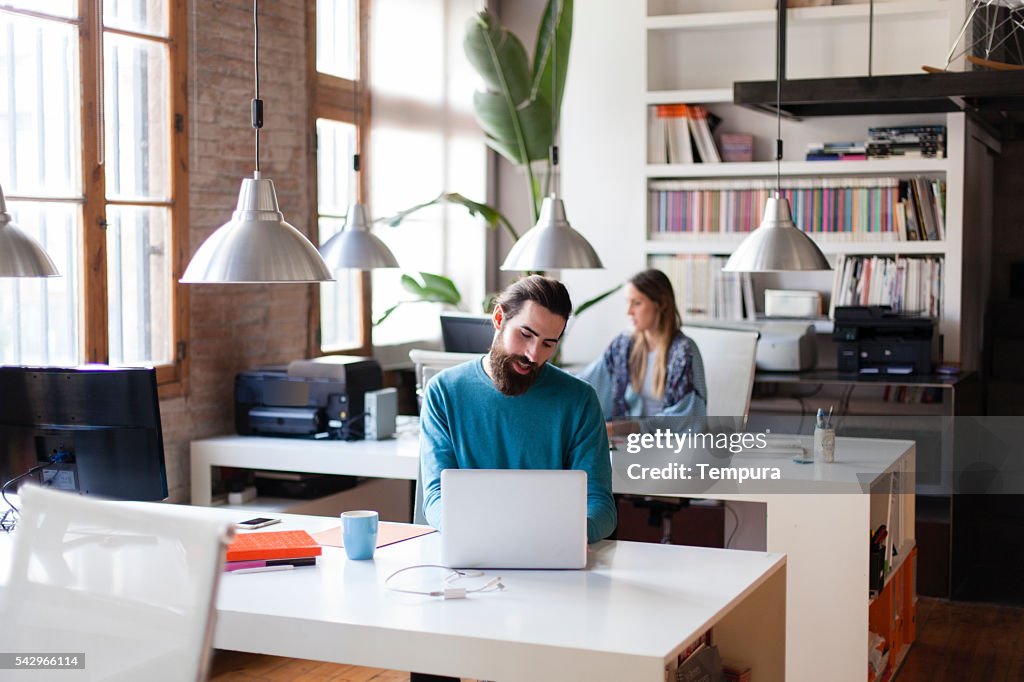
[754,321,817,372]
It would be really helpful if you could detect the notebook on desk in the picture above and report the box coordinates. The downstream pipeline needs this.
[440,469,587,569]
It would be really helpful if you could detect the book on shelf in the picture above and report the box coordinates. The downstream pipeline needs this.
[649,254,752,322]
[665,628,714,680]
[687,105,721,164]
[806,141,867,161]
[649,104,694,165]
[830,255,943,319]
[674,642,723,682]
[867,124,946,160]
[719,134,753,163]
[648,176,945,241]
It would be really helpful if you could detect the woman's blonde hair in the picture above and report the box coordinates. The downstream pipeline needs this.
[627,269,681,399]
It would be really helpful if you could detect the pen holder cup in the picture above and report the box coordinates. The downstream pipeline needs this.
[814,427,836,463]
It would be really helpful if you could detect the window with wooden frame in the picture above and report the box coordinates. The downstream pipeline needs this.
[0,0,188,393]
[309,0,368,355]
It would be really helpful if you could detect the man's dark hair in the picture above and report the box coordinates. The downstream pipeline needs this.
[494,275,573,322]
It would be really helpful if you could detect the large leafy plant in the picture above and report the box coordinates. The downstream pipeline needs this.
[377,0,619,327]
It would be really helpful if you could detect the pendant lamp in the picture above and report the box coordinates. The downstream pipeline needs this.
[500,0,602,271]
[318,81,398,270]
[181,0,332,283]
[723,0,829,273]
[0,185,60,277]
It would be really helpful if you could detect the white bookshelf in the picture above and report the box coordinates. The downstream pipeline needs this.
[561,0,993,372]
[645,238,949,257]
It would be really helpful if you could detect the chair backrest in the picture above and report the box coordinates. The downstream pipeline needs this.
[1,485,234,681]
[409,349,479,395]
[408,349,479,526]
[683,325,760,419]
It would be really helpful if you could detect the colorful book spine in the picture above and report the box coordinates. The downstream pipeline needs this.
[648,176,944,241]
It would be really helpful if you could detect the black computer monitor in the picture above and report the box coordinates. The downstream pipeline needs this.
[0,365,168,501]
[440,313,494,353]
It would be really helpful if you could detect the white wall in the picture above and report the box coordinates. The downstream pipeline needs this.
[559,0,646,363]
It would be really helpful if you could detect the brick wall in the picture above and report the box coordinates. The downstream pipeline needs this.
[160,0,314,502]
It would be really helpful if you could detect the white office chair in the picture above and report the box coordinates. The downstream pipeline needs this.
[1,485,234,681]
[683,325,760,420]
[409,349,480,395]
[408,350,479,526]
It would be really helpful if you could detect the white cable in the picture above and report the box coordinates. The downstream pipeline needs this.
[384,564,506,599]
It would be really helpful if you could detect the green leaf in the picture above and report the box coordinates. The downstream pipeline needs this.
[381,192,520,244]
[532,0,573,128]
[574,283,622,317]
[473,92,552,163]
[400,273,461,306]
[373,303,403,326]
[418,272,462,305]
[464,12,532,102]
[464,11,554,168]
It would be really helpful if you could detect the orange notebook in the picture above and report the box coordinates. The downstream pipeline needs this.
[226,530,323,562]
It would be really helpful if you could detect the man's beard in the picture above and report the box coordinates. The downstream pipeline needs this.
[489,339,541,396]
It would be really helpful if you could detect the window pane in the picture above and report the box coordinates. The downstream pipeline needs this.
[316,119,356,216]
[0,202,82,365]
[319,219,360,350]
[369,125,444,346]
[104,34,170,202]
[316,0,357,79]
[2,1,76,19]
[104,0,169,38]
[0,13,81,197]
[106,205,172,366]
[317,120,359,350]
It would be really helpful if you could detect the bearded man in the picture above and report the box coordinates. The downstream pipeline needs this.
[418,275,616,545]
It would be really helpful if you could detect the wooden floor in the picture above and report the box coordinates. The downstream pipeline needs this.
[896,598,1024,681]
[208,598,1024,681]
[208,651,472,682]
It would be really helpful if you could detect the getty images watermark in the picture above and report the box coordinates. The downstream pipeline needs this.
[622,428,781,483]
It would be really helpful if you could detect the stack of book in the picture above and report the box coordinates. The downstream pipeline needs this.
[225,529,323,572]
[647,104,720,164]
[898,178,946,241]
[649,254,754,322]
[867,125,946,159]
[830,255,943,318]
[806,141,867,161]
[649,176,919,240]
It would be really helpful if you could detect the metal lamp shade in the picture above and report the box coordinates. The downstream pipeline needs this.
[0,186,59,277]
[722,197,831,272]
[319,203,399,270]
[181,173,333,283]
[500,196,603,271]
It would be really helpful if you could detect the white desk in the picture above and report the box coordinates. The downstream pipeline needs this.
[213,514,785,681]
[192,431,914,682]
[0,509,784,681]
[613,437,916,682]
[190,421,420,507]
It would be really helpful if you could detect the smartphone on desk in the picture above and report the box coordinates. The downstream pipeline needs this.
[235,517,281,530]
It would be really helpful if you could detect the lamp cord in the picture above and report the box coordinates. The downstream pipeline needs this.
[775,0,783,200]
[550,0,559,197]
[252,0,263,173]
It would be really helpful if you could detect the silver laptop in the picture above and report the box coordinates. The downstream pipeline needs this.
[440,469,588,569]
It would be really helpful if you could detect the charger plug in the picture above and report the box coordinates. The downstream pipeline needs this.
[442,587,467,600]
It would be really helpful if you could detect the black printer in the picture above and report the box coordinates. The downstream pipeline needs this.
[235,356,382,439]
[833,306,937,375]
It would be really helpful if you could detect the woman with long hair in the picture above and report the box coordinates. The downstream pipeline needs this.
[578,269,707,421]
